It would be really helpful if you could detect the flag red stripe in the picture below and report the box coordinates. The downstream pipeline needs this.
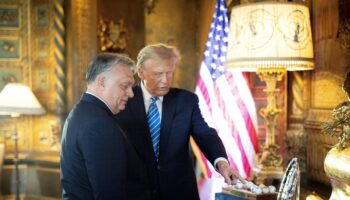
[200,149,212,178]
[213,83,251,176]
[225,73,259,152]
[197,69,247,176]
[227,154,238,173]
[197,75,212,113]
[190,137,212,178]
[192,0,258,183]
[196,63,257,178]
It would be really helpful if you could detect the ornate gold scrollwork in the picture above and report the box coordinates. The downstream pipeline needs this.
[145,0,158,14]
[97,18,127,53]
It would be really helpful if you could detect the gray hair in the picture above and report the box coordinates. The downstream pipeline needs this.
[136,43,181,70]
[86,53,135,84]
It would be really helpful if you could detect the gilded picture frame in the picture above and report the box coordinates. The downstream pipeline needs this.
[0,68,21,90]
[36,5,49,27]
[0,37,21,60]
[0,6,20,29]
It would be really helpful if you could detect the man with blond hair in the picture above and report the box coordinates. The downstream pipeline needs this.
[117,44,244,200]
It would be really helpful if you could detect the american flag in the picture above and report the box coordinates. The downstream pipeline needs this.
[192,0,259,179]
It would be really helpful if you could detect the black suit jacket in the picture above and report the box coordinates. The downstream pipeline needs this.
[61,93,151,200]
[117,85,228,200]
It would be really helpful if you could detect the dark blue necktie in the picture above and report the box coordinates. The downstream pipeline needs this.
[147,96,160,160]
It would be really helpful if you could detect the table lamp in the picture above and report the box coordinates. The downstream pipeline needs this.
[225,2,314,183]
[0,83,45,200]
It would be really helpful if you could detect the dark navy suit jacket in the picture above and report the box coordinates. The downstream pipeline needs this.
[61,93,151,200]
[117,85,228,200]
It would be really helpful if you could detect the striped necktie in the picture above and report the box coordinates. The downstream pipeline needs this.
[147,96,160,160]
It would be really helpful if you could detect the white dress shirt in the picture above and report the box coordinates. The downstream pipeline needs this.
[141,82,163,121]
[85,92,114,114]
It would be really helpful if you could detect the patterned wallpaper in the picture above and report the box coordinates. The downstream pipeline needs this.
[0,0,61,157]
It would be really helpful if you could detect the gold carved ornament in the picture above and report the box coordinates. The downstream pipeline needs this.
[0,10,17,24]
[97,18,127,53]
[145,0,158,14]
[322,101,350,150]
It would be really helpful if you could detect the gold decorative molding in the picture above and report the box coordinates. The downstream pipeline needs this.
[97,18,127,53]
[291,71,304,117]
[286,71,311,172]
[305,108,332,127]
[145,0,158,14]
[53,0,66,125]
[305,108,337,185]
[336,0,350,50]
[0,0,33,153]
[306,128,336,185]
[67,0,97,108]
[285,124,307,172]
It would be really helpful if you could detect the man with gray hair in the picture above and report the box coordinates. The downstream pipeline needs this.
[61,53,148,200]
[117,44,244,200]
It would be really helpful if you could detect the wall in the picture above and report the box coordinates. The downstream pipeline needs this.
[96,0,145,61]
[145,0,199,91]
[0,0,97,198]
[66,0,98,110]
[304,0,350,185]
[1,0,348,197]
[198,0,215,64]
[0,0,199,198]
[0,0,54,154]
[312,0,348,108]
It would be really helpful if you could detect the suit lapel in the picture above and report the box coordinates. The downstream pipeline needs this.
[126,86,178,163]
[159,89,177,162]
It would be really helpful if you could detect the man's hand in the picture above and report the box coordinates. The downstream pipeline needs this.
[217,161,246,185]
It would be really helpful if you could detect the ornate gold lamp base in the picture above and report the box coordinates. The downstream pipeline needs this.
[253,69,286,184]
[306,192,324,200]
[253,166,284,184]
[253,143,284,184]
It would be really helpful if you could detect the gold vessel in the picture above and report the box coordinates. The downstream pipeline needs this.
[306,192,324,200]
[324,146,350,200]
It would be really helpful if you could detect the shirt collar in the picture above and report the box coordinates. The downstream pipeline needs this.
[85,91,114,113]
[140,81,163,103]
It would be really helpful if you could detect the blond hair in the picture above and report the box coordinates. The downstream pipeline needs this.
[136,43,181,70]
